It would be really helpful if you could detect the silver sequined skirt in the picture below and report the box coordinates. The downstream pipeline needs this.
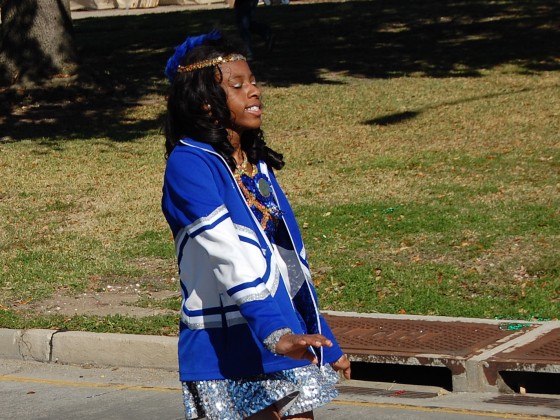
[182,363,339,419]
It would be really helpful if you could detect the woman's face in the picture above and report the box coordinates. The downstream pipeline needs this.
[219,60,262,133]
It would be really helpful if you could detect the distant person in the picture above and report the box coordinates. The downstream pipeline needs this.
[234,0,275,59]
[162,30,350,419]
[263,0,289,5]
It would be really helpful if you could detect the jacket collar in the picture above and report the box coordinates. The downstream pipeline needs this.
[179,137,215,152]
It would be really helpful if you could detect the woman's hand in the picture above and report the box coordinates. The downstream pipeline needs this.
[274,333,333,364]
[331,354,351,379]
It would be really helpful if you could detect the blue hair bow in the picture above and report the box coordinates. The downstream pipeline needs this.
[164,30,222,82]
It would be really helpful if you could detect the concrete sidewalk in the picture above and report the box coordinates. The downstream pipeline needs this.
[70,0,231,17]
[1,311,559,395]
[71,3,229,20]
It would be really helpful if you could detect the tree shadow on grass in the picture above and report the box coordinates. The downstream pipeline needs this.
[256,0,560,83]
[1,0,558,143]
[364,87,534,126]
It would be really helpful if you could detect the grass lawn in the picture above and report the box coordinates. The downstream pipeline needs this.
[1,0,559,335]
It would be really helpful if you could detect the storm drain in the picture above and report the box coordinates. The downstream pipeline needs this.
[322,313,536,392]
[484,328,560,393]
[336,385,439,399]
[485,395,560,409]
[499,371,560,395]
[323,314,532,357]
[350,361,453,391]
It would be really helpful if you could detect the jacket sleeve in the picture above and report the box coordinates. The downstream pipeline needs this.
[162,149,291,343]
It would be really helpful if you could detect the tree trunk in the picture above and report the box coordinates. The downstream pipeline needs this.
[0,0,80,85]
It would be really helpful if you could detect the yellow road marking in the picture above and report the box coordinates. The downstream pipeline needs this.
[332,399,554,419]
[0,375,180,393]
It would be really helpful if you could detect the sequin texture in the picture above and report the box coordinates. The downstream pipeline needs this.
[263,327,293,353]
[182,363,339,419]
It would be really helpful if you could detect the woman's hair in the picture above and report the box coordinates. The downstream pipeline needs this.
[164,36,284,171]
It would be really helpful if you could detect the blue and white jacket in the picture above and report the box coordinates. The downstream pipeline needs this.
[162,138,343,381]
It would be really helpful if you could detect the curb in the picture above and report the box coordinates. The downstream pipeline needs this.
[0,328,178,371]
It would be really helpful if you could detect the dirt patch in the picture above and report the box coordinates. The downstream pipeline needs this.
[18,287,180,318]
[11,257,182,318]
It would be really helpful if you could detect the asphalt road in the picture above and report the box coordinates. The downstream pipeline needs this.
[1,359,557,420]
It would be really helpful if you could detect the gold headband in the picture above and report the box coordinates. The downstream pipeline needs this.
[177,53,246,73]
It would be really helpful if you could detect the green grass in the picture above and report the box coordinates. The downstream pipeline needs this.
[298,201,559,319]
[1,0,559,334]
[133,295,183,311]
[0,310,179,336]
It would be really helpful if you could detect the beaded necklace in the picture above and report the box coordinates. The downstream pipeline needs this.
[234,152,283,237]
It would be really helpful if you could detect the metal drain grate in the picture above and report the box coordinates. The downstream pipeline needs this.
[323,314,532,357]
[483,327,560,391]
[492,329,560,361]
[485,395,560,409]
[336,385,439,399]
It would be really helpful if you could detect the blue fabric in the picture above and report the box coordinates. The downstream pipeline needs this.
[162,138,343,381]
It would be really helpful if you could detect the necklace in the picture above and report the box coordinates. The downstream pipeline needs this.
[233,155,282,236]
[235,151,254,177]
